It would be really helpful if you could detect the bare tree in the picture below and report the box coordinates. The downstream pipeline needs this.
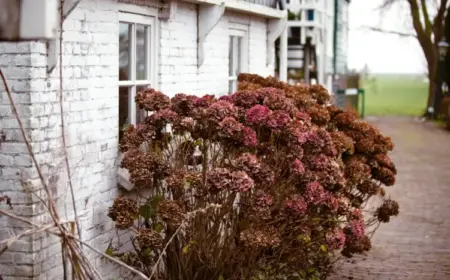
[377,0,449,114]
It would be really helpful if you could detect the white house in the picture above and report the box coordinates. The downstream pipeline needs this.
[285,0,350,91]
[0,0,287,278]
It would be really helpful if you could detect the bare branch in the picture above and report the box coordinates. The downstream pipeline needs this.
[359,25,418,37]
[420,0,433,36]
[432,0,448,41]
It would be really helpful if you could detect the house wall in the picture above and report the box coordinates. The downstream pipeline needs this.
[159,1,273,96]
[0,0,275,279]
[0,41,42,279]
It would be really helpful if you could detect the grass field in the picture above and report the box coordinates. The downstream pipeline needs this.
[361,74,428,116]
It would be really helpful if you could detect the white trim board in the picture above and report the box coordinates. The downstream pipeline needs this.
[182,0,286,19]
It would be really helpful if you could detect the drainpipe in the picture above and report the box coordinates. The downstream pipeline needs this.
[279,0,288,82]
[333,0,338,77]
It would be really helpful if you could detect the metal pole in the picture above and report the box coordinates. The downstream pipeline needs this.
[305,39,311,84]
[433,58,445,118]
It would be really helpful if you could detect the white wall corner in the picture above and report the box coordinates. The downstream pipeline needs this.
[159,0,178,20]
[46,39,58,73]
[267,17,287,67]
[197,2,225,67]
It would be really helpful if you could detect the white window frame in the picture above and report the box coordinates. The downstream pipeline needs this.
[228,27,249,94]
[118,5,158,126]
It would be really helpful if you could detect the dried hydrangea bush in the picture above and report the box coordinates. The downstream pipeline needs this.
[107,73,399,279]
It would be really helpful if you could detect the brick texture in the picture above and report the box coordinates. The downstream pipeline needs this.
[0,0,277,278]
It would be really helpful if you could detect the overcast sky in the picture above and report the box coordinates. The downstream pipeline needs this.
[348,0,425,74]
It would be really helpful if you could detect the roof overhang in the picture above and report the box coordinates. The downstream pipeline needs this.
[181,0,287,19]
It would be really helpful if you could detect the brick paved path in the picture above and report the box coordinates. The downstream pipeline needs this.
[331,117,450,280]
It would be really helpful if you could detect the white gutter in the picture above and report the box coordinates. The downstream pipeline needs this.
[182,0,287,19]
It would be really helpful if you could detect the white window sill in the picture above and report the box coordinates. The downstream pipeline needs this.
[117,152,134,191]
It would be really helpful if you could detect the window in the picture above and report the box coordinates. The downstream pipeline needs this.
[119,11,157,138]
[228,29,248,94]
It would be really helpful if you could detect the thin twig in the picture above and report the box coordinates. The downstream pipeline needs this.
[359,25,417,37]
[65,234,149,280]
[59,0,82,243]
[149,203,222,279]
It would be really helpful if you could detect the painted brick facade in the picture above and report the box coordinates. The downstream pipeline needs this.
[0,0,277,278]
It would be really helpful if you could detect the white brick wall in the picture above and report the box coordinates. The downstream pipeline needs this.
[0,0,277,278]
[0,41,40,279]
[159,2,275,96]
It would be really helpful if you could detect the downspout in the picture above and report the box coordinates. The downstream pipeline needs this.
[333,0,338,76]
[279,0,288,82]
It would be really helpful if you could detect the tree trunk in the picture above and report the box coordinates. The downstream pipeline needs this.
[427,63,436,110]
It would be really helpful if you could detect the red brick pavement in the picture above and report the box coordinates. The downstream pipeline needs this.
[331,117,450,280]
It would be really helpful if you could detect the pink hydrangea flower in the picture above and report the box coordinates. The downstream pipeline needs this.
[348,219,365,240]
[291,159,305,175]
[236,153,261,175]
[195,94,215,107]
[219,117,243,136]
[305,181,327,205]
[286,195,307,215]
[254,190,273,207]
[231,171,254,192]
[232,90,260,108]
[206,100,238,122]
[207,168,232,191]
[242,127,258,147]
[266,111,292,131]
[326,228,346,250]
[245,105,271,125]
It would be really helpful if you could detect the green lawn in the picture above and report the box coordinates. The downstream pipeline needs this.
[361,74,428,116]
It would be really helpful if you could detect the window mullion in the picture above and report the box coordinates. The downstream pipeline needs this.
[130,23,137,125]
[131,23,137,83]
[146,24,151,84]
[130,86,137,125]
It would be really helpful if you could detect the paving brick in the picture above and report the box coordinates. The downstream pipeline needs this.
[330,117,450,280]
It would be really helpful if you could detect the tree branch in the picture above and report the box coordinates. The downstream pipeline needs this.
[360,25,418,37]
[420,0,433,36]
[432,0,448,42]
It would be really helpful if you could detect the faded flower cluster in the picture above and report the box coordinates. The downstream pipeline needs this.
[108,73,399,279]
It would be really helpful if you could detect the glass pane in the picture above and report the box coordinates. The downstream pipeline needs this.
[119,86,130,140]
[237,36,242,74]
[229,36,234,76]
[136,24,148,80]
[229,80,236,95]
[119,23,131,81]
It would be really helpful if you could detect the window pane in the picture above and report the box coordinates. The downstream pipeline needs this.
[229,36,234,76]
[229,80,236,95]
[136,24,148,81]
[119,23,131,81]
[119,86,130,139]
[136,85,150,122]
[237,36,242,74]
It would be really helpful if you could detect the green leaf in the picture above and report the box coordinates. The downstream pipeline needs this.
[307,267,316,274]
[298,270,306,278]
[150,194,163,209]
[153,223,164,233]
[320,244,327,252]
[194,139,202,146]
[140,194,163,220]
[143,248,152,256]
[139,204,155,220]
[297,234,311,244]
[182,244,190,254]
[105,247,114,256]
[218,275,224,280]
